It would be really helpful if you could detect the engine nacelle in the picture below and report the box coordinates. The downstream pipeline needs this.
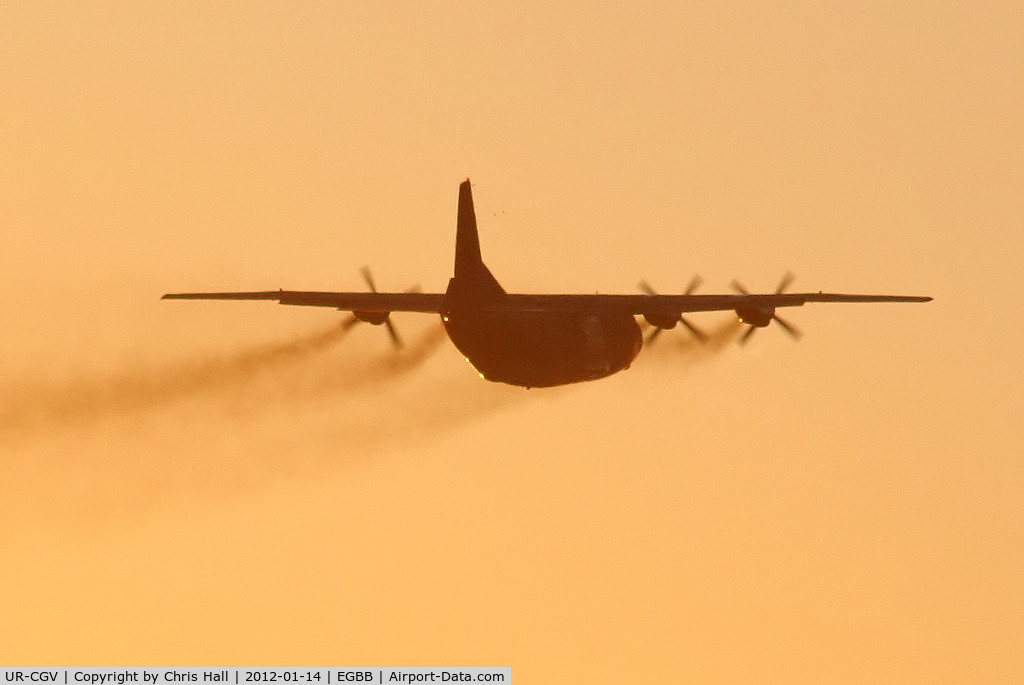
[642,312,679,330]
[735,305,774,328]
[353,310,390,325]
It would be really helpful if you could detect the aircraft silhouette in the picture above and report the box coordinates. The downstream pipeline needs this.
[164,180,931,388]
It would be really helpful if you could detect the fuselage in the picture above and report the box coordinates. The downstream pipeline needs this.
[441,292,643,388]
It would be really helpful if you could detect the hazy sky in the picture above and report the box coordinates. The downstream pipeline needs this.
[2,1,1021,681]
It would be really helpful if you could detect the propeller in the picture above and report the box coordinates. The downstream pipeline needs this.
[731,272,802,345]
[345,266,405,349]
[638,275,707,344]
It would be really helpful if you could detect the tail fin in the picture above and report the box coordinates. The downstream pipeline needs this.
[450,179,505,299]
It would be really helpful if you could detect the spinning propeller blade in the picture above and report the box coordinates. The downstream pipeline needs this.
[638,276,706,343]
[734,272,802,344]
[343,266,407,349]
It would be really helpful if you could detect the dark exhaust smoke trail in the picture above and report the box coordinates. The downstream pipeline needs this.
[675,316,743,353]
[0,321,356,443]
[0,322,523,536]
[0,314,739,450]
[303,324,448,395]
[640,316,743,366]
[0,316,738,536]
[0,321,452,448]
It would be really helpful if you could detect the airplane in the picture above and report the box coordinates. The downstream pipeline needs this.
[164,179,931,388]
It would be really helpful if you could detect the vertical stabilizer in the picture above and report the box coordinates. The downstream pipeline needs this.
[451,179,505,299]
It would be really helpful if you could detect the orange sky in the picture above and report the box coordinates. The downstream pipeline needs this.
[1,1,1021,681]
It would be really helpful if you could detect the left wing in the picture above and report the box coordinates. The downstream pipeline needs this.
[162,290,445,312]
